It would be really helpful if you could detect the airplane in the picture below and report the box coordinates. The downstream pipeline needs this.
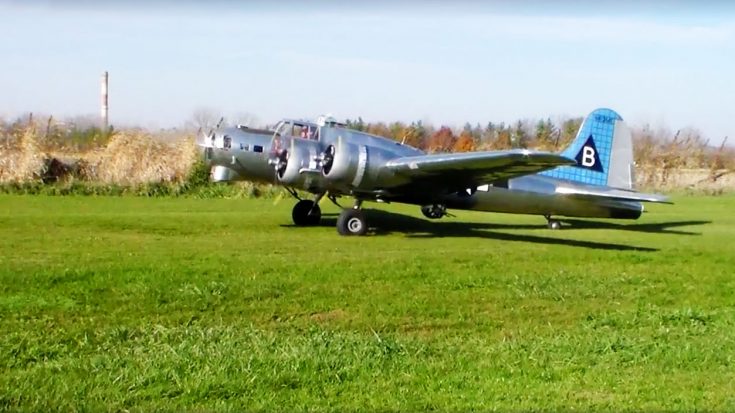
[198,108,670,235]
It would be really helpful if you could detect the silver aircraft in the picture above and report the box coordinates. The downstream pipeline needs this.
[198,108,669,235]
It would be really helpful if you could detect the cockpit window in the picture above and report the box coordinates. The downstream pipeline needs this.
[274,121,319,140]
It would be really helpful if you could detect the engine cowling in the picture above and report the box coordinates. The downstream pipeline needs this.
[321,136,368,187]
[274,138,323,188]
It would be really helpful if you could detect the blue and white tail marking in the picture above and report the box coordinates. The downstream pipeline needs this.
[574,135,604,173]
[541,108,633,189]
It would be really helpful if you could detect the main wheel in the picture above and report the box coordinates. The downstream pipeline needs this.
[292,200,321,226]
[336,209,368,236]
[421,204,446,219]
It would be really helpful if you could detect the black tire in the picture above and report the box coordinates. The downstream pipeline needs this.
[292,200,321,226]
[336,209,368,236]
[421,204,445,219]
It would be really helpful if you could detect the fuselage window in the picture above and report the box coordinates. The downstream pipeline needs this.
[253,145,263,153]
[300,125,318,140]
[241,143,249,151]
[223,135,232,150]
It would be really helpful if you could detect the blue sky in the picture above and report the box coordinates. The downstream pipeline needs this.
[1,1,734,144]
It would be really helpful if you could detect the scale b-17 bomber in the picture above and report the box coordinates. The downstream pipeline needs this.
[198,108,670,236]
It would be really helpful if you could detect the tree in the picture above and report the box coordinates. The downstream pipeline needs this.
[512,120,530,148]
[229,112,261,128]
[366,122,391,138]
[559,117,583,150]
[495,126,513,149]
[534,118,556,150]
[453,129,476,152]
[472,123,483,141]
[189,107,221,132]
[388,121,406,142]
[345,117,366,132]
[426,126,456,153]
[402,121,426,148]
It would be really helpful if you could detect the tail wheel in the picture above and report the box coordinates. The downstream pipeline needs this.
[337,209,367,236]
[547,219,562,230]
[292,200,321,226]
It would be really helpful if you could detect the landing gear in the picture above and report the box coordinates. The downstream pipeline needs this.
[421,204,446,219]
[337,209,367,236]
[545,215,562,230]
[337,200,367,236]
[292,199,321,226]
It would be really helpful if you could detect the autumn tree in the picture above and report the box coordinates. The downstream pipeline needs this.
[366,122,391,138]
[426,126,456,153]
[401,121,427,148]
[495,126,513,149]
[453,129,476,152]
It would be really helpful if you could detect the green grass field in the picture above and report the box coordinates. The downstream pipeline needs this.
[1,194,734,412]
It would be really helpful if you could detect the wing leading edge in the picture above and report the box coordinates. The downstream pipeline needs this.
[384,150,576,184]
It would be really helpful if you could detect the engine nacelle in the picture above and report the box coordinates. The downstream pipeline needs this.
[321,137,368,187]
[275,138,323,189]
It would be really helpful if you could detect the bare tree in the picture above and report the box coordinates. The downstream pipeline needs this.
[228,112,261,129]
[188,107,221,132]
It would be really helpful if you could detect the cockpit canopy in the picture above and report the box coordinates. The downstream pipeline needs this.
[273,116,346,141]
[274,119,321,141]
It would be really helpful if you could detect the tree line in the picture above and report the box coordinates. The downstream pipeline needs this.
[342,117,583,153]
[1,112,732,174]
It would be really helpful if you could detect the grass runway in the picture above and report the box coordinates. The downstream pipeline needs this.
[0,194,733,411]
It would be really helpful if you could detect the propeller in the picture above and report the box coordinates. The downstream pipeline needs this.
[320,144,336,175]
[274,148,289,179]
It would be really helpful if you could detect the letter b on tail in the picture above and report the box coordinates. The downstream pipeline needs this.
[574,135,603,172]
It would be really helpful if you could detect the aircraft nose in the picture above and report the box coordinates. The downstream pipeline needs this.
[196,131,214,166]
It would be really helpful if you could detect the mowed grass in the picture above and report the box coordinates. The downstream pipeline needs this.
[0,194,733,412]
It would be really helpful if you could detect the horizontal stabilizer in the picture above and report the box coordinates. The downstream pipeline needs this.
[555,186,672,203]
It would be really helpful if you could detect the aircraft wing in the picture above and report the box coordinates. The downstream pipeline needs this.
[384,150,576,185]
[555,186,672,203]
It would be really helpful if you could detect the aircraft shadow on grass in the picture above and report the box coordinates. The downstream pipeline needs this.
[558,218,711,235]
[285,210,710,252]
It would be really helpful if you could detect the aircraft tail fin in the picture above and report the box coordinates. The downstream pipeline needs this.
[542,108,635,189]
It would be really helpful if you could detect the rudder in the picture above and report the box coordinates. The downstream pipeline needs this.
[542,108,634,189]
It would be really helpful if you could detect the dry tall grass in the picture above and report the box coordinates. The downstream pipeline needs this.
[81,131,198,185]
[0,124,198,185]
[0,125,45,184]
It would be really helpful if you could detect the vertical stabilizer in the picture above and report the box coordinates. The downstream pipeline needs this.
[542,108,634,189]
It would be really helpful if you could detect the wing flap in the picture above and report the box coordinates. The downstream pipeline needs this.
[385,150,575,183]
